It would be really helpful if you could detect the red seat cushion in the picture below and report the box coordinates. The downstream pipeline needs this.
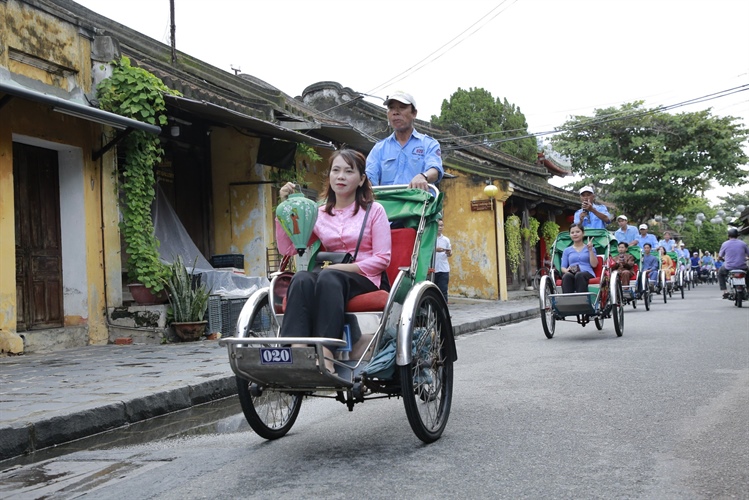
[346,290,389,312]
[555,256,605,286]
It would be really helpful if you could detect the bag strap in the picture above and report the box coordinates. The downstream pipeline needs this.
[351,203,372,262]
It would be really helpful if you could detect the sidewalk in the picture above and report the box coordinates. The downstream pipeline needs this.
[0,293,538,461]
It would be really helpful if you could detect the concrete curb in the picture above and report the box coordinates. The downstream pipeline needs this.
[0,305,538,461]
[0,378,238,461]
[453,308,540,336]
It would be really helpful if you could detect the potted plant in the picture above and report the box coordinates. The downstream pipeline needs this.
[164,256,211,341]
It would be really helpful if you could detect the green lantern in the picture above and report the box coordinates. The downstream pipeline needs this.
[276,193,318,256]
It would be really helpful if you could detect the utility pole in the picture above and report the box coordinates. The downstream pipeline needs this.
[170,0,177,64]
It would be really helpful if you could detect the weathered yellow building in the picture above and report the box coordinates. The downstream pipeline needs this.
[0,0,164,353]
[2,0,578,354]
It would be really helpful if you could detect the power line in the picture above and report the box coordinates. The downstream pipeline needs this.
[441,84,749,151]
[366,1,517,96]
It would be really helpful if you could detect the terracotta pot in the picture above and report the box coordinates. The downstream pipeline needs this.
[173,321,207,341]
[128,283,168,305]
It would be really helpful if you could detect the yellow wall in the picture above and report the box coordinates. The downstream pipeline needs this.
[209,128,330,278]
[438,172,512,300]
[0,99,113,349]
[0,0,112,351]
[2,0,91,92]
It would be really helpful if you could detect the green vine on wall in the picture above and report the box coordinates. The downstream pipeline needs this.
[541,221,560,257]
[97,56,178,293]
[522,216,541,248]
[505,215,522,273]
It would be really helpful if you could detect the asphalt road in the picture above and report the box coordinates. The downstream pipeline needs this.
[2,284,747,499]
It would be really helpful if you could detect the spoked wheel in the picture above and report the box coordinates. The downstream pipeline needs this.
[594,316,604,330]
[236,295,303,440]
[400,288,454,444]
[661,272,668,303]
[539,275,556,339]
[641,273,651,311]
[680,280,685,299]
[612,274,624,337]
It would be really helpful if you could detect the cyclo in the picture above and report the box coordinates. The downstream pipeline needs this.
[610,243,647,310]
[219,185,456,444]
[538,229,624,338]
[666,250,686,299]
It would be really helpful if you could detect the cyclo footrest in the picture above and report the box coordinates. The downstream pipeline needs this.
[219,337,354,390]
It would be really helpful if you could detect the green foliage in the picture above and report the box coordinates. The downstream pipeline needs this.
[551,101,749,224]
[524,217,541,248]
[97,56,177,292]
[541,221,560,257]
[163,256,210,323]
[269,143,323,187]
[656,196,726,253]
[431,87,537,162]
[505,215,522,273]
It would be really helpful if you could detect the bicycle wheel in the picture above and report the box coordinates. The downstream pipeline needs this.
[532,268,543,291]
[401,288,454,444]
[539,275,556,339]
[612,274,624,337]
[236,295,302,440]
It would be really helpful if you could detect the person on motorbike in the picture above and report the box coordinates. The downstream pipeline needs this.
[717,228,749,298]
[690,251,701,277]
[701,251,715,269]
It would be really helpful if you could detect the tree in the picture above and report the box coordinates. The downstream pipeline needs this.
[550,101,749,224]
[431,87,537,162]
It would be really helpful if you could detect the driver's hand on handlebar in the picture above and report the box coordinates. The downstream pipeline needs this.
[409,173,430,190]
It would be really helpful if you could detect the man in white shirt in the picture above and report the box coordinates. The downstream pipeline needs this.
[434,219,452,302]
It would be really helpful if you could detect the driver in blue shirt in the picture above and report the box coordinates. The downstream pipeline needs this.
[366,91,443,190]
[614,215,639,245]
[573,185,611,229]
[636,224,658,249]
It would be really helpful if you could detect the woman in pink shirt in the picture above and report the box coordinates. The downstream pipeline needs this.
[276,149,391,371]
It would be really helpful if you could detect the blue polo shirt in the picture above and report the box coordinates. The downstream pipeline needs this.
[366,129,443,186]
[657,239,677,252]
[573,203,611,229]
[615,225,638,244]
[637,233,658,249]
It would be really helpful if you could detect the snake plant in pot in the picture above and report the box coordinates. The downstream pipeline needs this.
[164,256,210,341]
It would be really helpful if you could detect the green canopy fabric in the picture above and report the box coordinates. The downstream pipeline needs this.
[306,188,443,283]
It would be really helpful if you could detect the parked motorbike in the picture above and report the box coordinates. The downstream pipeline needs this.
[725,269,748,308]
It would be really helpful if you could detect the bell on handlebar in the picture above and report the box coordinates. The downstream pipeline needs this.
[276,193,318,256]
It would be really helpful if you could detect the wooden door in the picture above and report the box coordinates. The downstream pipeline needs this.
[13,142,64,330]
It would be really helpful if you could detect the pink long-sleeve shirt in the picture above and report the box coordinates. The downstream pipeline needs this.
[276,201,392,288]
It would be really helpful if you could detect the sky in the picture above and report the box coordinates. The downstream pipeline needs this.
[73,0,749,204]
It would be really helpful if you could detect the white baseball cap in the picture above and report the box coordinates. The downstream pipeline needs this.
[383,91,416,109]
[579,185,594,194]
[638,224,648,230]
[617,215,628,221]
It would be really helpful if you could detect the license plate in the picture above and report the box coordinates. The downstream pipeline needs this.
[733,278,746,286]
[259,347,292,364]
